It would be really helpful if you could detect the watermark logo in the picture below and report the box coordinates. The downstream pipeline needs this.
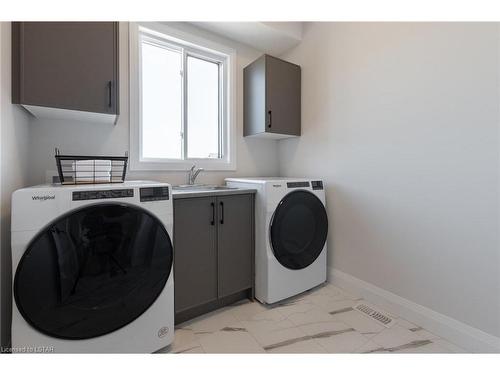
[2,345,54,353]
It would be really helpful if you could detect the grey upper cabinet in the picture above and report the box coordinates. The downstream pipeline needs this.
[12,22,119,123]
[244,54,301,139]
[173,193,254,324]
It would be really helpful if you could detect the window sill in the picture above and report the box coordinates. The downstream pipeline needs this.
[129,159,236,172]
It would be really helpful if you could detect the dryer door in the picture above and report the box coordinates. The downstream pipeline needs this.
[14,203,173,340]
[270,191,328,270]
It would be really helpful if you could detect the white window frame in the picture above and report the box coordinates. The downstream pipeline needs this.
[129,22,237,171]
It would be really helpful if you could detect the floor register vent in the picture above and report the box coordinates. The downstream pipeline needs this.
[354,302,396,328]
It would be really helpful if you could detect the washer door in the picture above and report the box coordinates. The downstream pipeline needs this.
[270,191,328,270]
[14,203,173,340]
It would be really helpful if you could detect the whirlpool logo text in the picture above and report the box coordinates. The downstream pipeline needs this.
[32,195,55,201]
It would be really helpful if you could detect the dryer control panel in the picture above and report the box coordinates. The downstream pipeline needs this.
[311,181,324,190]
[286,181,310,188]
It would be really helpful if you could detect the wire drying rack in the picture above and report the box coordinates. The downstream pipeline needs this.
[55,148,128,185]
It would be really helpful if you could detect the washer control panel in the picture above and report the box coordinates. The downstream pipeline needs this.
[73,189,134,201]
[140,186,170,202]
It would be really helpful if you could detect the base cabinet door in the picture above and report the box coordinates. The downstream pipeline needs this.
[173,197,217,314]
[217,194,254,298]
[173,193,255,324]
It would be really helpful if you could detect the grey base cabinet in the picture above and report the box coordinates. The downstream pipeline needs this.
[173,193,254,324]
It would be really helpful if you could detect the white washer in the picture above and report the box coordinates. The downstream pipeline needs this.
[11,181,174,353]
[226,178,328,304]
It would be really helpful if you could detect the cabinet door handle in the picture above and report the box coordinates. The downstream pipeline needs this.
[219,201,224,224]
[267,110,272,128]
[210,202,215,225]
[107,80,113,108]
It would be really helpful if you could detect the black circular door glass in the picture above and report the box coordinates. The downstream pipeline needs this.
[14,203,173,340]
[270,191,328,270]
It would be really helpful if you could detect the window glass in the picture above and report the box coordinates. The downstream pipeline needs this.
[141,41,183,159]
[187,55,220,159]
[134,26,233,170]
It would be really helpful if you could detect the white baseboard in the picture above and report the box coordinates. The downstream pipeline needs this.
[329,268,500,353]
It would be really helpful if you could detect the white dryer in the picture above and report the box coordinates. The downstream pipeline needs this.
[11,181,174,353]
[225,178,328,304]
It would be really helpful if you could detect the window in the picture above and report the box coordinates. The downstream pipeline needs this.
[130,23,236,170]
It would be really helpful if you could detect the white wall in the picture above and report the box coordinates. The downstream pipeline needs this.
[27,22,279,186]
[0,22,32,350]
[278,22,500,338]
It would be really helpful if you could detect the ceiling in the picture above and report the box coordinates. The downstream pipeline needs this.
[191,22,303,55]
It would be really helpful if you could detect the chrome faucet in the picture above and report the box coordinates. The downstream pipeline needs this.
[187,165,204,185]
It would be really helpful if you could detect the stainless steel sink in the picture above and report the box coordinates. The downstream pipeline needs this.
[172,184,237,191]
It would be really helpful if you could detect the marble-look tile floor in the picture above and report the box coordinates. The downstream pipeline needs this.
[158,283,466,354]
